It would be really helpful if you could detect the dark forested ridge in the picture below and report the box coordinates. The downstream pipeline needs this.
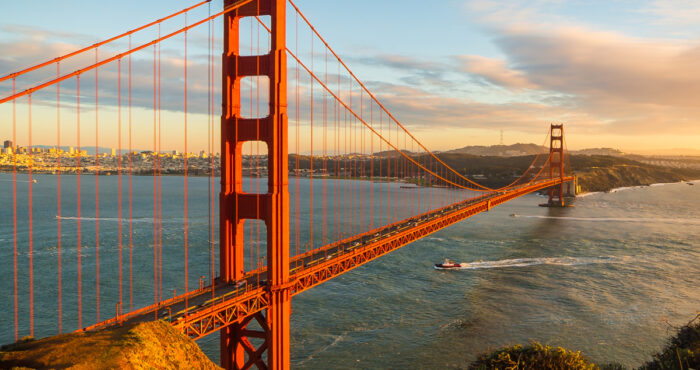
[289,153,700,192]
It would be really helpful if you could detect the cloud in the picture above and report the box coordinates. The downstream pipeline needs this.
[458,55,536,90]
[457,0,700,138]
[348,54,455,89]
[0,24,222,117]
[366,81,603,134]
[642,0,700,26]
[491,26,700,134]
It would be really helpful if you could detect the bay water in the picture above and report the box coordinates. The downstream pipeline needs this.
[1,172,698,368]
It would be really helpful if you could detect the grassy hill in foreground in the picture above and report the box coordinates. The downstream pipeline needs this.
[0,321,220,369]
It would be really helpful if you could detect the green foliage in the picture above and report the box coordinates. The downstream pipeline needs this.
[469,342,597,370]
[638,314,700,370]
[467,314,700,370]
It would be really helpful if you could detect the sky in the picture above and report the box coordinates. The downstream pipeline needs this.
[1,0,700,154]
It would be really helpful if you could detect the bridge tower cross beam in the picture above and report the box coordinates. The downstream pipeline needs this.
[220,0,289,369]
[548,124,565,206]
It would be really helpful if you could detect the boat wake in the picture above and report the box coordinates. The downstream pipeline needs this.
[515,215,700,225]
[434,256,628,270]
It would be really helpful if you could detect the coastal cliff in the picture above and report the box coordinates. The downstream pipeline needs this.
[567,154,699,193]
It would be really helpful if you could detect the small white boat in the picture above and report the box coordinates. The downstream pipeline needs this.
[510,213,518,217]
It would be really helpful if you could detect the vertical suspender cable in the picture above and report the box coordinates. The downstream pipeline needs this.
[12,78,18,341]
[157,24,164,303]
[184,14,189,309]
[207,5,214,294]
[322,48,327,248]
[255,11,261,282]
[128,35,134,312]
[309,31,314,252]
[117,58,123,313]
[294,11,300,261]
[95,48,100,323]
[56,63,63,333]
[152,43,158,308]
[370,101,373,229]
[76,75,83,329]
[28,94,34,338]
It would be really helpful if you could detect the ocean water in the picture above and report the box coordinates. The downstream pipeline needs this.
[1,173,699,368]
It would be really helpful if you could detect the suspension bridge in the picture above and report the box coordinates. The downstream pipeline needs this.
[0,0,575,368]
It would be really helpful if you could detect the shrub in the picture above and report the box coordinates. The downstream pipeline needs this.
[638,313,700,370]
[469,342,597,370]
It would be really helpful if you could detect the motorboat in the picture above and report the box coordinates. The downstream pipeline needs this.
[510,213,518,217]
[434,259,463,269]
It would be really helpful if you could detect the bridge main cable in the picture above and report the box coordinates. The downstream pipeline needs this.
[0,0,255,104]
[286,0,495,191]
[0,0,211,83]
[255,16,487,192]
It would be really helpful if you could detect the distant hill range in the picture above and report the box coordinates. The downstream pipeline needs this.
[445,144,630,157]
[569,148,624,156]
[446,143,546,156]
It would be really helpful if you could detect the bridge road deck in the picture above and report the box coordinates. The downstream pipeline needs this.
[85,177,572,339]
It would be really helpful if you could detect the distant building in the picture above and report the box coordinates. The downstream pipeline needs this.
[3,140,13,148]
[111,148,116,156]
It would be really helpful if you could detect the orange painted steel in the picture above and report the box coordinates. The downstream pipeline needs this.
[164,177,574,341]
[80,177,574,362]
[220,0,290,368]
[0,0,255,105]
[0,0,211,83]
[285,0,493,192]
[548,124,566,206]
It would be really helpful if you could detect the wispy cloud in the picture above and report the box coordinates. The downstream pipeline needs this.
[457,55,536,90]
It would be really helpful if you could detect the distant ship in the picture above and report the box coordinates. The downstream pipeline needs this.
[434,259,469,269]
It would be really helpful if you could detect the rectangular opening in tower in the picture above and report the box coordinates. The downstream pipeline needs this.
[238,15,272,57]
[240,76,270,119]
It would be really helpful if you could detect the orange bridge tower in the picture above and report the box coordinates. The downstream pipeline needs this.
[220,0,290,368]
[548,124,566,207]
